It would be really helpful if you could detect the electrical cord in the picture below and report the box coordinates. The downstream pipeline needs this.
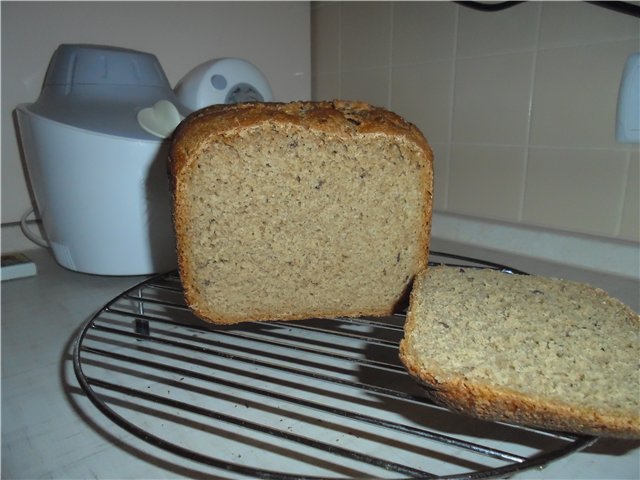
[456,1,640,18]
[454,1,524,12]
[587,1,640,18]
[20,207,49,248]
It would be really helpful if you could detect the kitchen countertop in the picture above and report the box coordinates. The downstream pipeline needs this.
[2,242,639,479]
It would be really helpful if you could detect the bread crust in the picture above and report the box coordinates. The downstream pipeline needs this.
[170,100,432,179]
[400,341,640,439]
[399,267,640,439]
[169,100,433,324]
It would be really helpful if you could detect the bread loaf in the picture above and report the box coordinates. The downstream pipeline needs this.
[399,266,640,439]
[169,101,433,324]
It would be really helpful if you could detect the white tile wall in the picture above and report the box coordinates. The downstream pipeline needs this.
[538,1,640,48]
[311,1,640,244]
[523,147,629,235]
[340,2,392,71]
[342,67,389,107]
[391,2,457,63]
[621,151,640,239]
[530,40,638,149]
[456,1,541,57]
[452,53,534,145]
[449,144,526,221]
[391,61,453,143]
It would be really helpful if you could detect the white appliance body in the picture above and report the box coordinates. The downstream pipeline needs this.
[14,44,189,275]
[16,109,177,275]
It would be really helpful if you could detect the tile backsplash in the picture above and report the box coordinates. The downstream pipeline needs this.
[311,1,639,244]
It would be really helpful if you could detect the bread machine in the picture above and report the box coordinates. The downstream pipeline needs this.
[15,44,191,275]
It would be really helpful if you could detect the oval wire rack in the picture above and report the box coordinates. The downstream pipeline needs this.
[73,251,597,479]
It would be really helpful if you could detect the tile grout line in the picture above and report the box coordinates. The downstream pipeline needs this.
[338,2,343,99]
[387,1,394,110]
[518,2,543,223]
[443,3,461,211]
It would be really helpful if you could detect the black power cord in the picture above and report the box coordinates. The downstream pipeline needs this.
[454,1,525,12]
[455,1,640,18]
[586,1,640,18]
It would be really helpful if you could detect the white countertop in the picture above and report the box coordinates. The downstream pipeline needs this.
[2,243,639,479]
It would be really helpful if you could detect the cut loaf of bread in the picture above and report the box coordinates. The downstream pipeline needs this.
[399,266,640,439]
[169,100,433,324]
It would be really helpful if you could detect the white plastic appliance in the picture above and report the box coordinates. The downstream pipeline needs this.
[175,57,274,111]
[16,44,189,275]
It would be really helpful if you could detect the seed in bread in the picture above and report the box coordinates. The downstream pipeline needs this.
[169,100,433,324]
[399,266,640,439]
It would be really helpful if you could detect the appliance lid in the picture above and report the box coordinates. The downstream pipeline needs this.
[22,44,188,140]
[43,43,169,88]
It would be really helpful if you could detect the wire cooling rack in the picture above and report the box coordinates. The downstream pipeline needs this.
[73,251,597,479]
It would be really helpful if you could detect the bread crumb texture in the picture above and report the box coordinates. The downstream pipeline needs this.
[170,101,433,323]
[400,266,640,438]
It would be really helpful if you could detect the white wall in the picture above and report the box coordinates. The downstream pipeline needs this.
[311,1,639,278]
[1,1,311,253]
[312,1,639,242]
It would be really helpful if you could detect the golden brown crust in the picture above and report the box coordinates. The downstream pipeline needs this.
[192,304,397,326]
[400,341,640,438]
[399,268,640,439]
[170,100,432,177]
[169,100,433,324]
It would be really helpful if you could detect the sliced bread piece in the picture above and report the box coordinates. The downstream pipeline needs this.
[399,266,640,438]
[169,100,433,324]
